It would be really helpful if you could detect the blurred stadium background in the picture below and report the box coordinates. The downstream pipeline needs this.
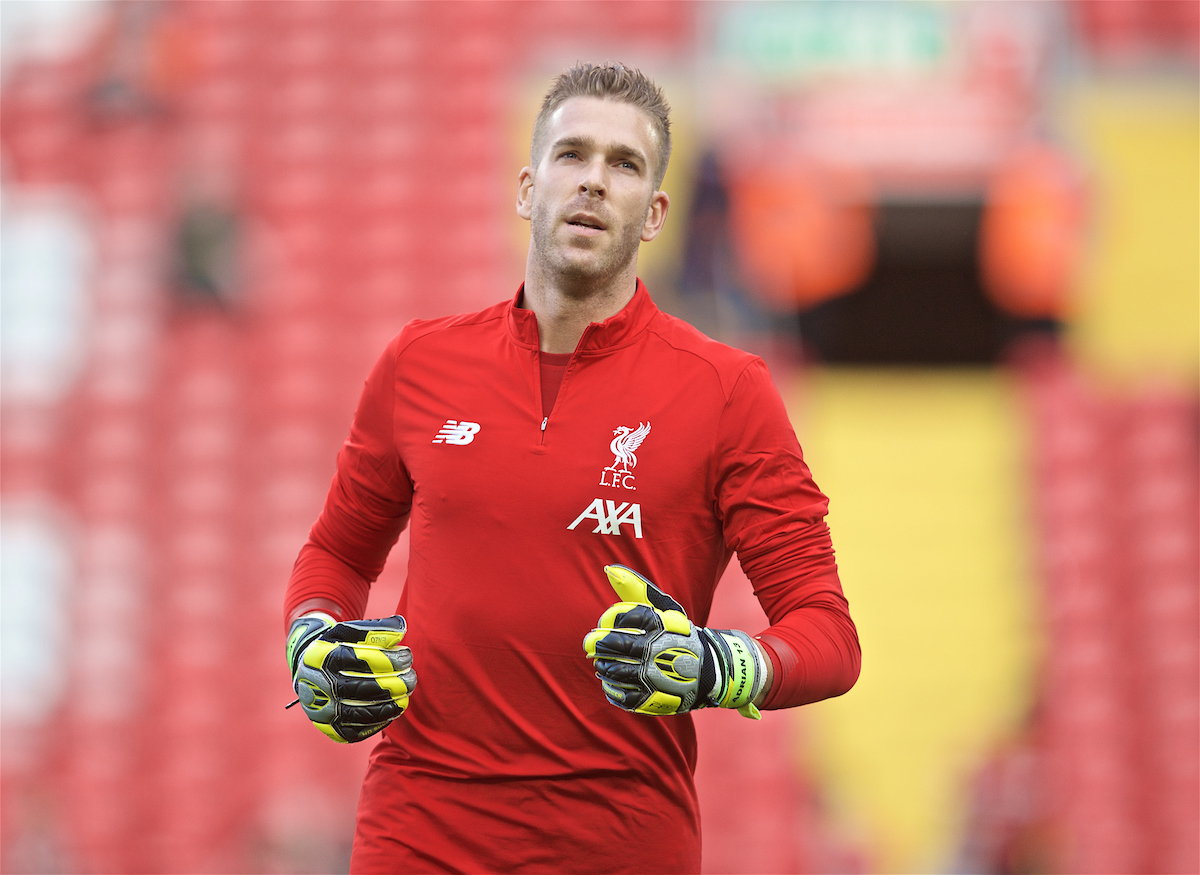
[1,1,1196,873]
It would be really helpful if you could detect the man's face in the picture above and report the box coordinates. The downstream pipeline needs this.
[517,97,669,290]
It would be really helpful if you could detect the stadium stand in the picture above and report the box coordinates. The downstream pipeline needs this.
[2,3,1196,873]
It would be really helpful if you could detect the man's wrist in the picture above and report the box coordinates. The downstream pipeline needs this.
[751,637,774,708]
[286,597,347,627]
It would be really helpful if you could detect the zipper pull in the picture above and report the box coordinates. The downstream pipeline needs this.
[541,417,548,431]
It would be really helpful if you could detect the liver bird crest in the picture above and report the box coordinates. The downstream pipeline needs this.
[608,422,651,473]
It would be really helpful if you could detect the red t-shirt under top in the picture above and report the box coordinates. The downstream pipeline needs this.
[539,351,572,414]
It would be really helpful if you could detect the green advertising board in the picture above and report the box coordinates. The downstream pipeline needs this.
[715,1,950,78]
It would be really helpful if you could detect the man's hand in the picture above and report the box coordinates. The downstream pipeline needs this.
[583,565,768,719]
[285,613,417,743]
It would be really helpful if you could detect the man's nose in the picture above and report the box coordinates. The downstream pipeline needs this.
[579,159,607,197]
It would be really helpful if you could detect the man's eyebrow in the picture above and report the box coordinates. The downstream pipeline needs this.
[551,135,648,167]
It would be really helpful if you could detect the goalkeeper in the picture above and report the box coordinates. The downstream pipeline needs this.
[284,62,860,874]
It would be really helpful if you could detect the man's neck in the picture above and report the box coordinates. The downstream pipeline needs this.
[521,259,639,354]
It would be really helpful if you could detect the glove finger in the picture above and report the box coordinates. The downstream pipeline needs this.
[600,681,684,716]
[304,639,407,674]
[322,643,412,677]
[599,677,687,716]
[339,666,416,699]
[595,601,691,642]
[600,678,647,708]
[594,658,644,685]
[300,638,340,671]
[584,605,656,658]
[595,602,661,633]
[322,615,407,646]
[336,700,404,726]
[604,565,685,614]
[327,644,413,675]
[585,628,649,661]
[335,674,413,705]
[319,720,392,744]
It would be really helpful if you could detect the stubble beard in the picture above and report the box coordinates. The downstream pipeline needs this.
[529,198,643,298]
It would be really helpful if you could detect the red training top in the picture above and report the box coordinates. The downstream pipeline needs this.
[284,282,860,874]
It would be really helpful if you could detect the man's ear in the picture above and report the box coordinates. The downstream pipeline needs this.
[516,167,534,221]
[640,190,670,243]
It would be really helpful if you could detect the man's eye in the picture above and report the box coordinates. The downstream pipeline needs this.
[560,151,579,160]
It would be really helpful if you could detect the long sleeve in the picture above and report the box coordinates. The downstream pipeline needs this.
[713,359,861,708]
[283,335,413,628]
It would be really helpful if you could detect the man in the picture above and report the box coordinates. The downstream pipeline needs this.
[284,62,860,874]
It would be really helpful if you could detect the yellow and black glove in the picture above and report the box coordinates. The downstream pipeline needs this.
[285,613,416,743]
[583,565,768,719]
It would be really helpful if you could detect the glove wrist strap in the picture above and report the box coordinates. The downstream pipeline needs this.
[701,628,767,717]
[286,612,336,676]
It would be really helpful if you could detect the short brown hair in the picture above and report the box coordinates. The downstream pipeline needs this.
[531,62,672,189]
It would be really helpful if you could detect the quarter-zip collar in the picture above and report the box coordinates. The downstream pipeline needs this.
[506,279,658,355]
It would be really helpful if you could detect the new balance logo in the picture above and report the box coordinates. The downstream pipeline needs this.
[432,420,481,445]
[568,498,643,539]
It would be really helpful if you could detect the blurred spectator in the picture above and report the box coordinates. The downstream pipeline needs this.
[171,195,241,308]
[170,131,243,309]
[727,161,875,314]
[675,152,801,362]
[979,144,1088,322]
[956,716,1057,875]
[85,0,199,120]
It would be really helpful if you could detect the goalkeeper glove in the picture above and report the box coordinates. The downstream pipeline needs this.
[285,612,417,743]
[583,565,768,719]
